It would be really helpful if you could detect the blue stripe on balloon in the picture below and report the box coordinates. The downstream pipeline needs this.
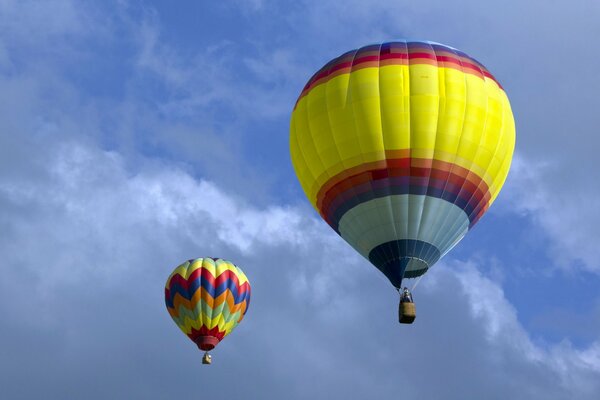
[167,278,249,305]
[329,182,477,233]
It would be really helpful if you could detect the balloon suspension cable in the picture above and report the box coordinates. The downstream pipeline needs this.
[410,274,424,292]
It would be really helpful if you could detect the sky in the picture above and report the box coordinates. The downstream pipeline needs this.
[1,0,600,398]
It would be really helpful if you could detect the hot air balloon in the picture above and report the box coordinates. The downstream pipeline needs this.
[165,257,251,364]
[289,40,515,323]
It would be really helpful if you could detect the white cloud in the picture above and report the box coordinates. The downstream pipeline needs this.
[130,10,301,120]
[3,136,600,399]
[502,155,600,273]
[231,0,266,12]
[425,260,600,397]
[0,0,86,39]
[0,135,354,293]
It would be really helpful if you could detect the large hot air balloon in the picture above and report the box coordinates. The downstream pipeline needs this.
[290,40,515,323]
[165,257,251,364]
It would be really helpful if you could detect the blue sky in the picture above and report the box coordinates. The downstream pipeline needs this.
[1,1,600,399]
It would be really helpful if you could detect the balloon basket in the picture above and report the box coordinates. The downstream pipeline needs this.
[202,352,212,365]
[399,301,416,324]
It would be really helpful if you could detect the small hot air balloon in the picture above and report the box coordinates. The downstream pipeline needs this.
[290,40,515,323]
[165,257,251,364]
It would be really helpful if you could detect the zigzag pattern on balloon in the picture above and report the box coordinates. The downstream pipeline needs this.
[165,258,251,346]
[166,267,249,306]
[167,288,249,329]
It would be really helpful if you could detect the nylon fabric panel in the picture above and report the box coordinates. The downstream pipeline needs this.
[489,91,515,203]
[379,64,410,149]
[407,42,439,264]
[378,59,410,271]
[423,47,472,260]
[419,49,467,265]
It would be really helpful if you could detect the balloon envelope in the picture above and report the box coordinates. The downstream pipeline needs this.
[165,257,251,351]
[290,40,515,288]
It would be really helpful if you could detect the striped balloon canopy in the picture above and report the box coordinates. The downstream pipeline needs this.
[165,257,251,352]
[290,40,515,288]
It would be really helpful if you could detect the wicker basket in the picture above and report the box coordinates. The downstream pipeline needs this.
[399,302,416,324]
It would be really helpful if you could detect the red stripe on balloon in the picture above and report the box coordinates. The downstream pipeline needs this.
[294,42,503,109]
[316,157,491,230]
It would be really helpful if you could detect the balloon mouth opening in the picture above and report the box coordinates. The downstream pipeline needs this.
[195,336,219,351]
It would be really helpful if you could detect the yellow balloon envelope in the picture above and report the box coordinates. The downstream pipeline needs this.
[290,41,515,288]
